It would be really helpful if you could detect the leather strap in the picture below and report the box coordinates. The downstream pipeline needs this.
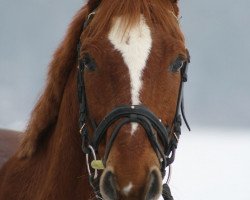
[91,105,169,153]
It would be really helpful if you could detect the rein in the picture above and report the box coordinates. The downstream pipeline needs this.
[76,9,190,200]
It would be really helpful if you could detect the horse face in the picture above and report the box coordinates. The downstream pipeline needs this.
[82,9,187,200]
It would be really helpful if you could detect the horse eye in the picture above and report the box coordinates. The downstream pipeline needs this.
[83,53,96,71]
[169,56,185,72]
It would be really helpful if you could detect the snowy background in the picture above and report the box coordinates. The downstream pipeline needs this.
[0,0,250,200]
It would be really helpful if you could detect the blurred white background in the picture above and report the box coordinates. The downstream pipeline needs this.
[0,0,250,199]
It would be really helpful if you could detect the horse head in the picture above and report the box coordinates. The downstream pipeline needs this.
[78,0,190,199]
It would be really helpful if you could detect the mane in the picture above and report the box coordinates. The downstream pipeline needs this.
[84,0,184,41]
[18,5,90,158]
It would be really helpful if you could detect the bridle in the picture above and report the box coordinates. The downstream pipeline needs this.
[76,8,191,200]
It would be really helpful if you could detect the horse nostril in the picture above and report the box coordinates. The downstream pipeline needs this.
[100,169,118,200]
[144,168,163,200]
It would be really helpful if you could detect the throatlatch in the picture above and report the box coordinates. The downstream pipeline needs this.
[76,7,190,200]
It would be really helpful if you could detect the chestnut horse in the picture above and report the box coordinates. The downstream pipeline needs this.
[0,0,190,199]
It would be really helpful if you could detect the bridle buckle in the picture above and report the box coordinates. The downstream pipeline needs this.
[85,145,98,179]
[79,123,86,135]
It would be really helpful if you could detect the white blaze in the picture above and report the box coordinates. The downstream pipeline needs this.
[108,15,152,134]
[122,182,134,196]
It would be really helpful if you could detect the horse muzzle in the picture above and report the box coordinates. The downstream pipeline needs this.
[100,166,163,200]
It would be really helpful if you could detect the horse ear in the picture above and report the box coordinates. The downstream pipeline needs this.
[17,5,90,159]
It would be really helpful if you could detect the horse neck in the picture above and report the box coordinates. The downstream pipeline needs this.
[40,68,91,197]
[50,66,84,168]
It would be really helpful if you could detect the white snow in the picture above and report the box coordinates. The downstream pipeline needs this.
[159,127,250,200]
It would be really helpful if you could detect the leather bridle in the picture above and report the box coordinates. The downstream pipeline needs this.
[76,9,190,200]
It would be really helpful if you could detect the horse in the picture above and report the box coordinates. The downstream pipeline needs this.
[0,0,190,199]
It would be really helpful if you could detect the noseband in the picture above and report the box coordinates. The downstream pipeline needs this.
[77,9,190,200]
